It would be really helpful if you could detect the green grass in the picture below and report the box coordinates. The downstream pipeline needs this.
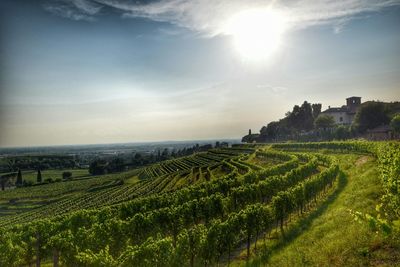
[233,153,400,266]
[124,175,140,184]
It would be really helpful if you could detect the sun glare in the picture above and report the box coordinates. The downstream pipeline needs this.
[225,8,288,61]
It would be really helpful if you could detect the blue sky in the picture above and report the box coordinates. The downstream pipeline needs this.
[1,0,400,147]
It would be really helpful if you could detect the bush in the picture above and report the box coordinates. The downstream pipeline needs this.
[22,180,33,187]
[334,126,351,140]
[44,178,54,183]
[390,114,400,134]
[62,171,72,180]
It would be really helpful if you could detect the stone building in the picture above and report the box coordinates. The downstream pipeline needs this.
[321,96,361,125]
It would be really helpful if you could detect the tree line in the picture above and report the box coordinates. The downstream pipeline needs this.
[0,155,77,173]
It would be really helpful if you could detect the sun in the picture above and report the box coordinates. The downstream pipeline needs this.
[225,8,288,61]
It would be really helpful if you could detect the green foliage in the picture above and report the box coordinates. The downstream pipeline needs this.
[37,169,42,183]
[22,179,33,187]
[315,114,335,129]
[0,155,76,173]
[0,143,398,266]
[273,141,400,235]
[89,160,109,175]
[287,101,315,131]
[62,171,72,180]
[16,169,23,187]
[353,101,390,132]
[312,103,322,119]
[333,125,352,140]
[0,172,16,191]
[0,232,23,267]
[76,246,119,267]
[0,146,342,266]
[258,101,322,142]
[43,177,53,183]
[119,237,174,267]
[390,114,400,133]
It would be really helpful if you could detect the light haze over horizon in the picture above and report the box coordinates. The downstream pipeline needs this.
[1,0,400,147]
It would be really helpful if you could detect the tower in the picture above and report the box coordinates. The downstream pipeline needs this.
[346,96,361,113]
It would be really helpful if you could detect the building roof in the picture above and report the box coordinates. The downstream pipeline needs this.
[322,105,358,115]
[322,107,347,113]
[346,96,361,100]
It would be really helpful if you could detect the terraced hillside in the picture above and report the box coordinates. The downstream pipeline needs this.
[0,142,398,266]
[0,148,254,226]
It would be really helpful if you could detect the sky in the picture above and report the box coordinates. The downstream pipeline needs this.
[0,0,399,147]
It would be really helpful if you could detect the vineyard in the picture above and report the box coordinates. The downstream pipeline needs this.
[0,142,399,266]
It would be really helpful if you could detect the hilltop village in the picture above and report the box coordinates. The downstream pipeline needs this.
[242,97,400,142]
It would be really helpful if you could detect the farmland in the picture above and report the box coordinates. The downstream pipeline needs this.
[0,141,399,266]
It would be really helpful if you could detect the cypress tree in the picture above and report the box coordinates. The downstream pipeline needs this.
[16,169,23,186]
[37,169,42,183]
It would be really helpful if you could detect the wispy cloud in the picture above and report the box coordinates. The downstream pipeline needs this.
[43,0,103,21]
[283,0,400,30]
[44,0,400,33]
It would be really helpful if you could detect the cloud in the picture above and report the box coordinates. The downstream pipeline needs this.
[282,0,400,30]
[44,0,400,33]
[43,0,103,21]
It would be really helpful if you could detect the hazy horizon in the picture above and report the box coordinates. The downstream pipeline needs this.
[1,0,400,147]
[0,137,241,149]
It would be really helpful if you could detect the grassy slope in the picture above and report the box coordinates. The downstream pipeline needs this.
[236,153,399,266]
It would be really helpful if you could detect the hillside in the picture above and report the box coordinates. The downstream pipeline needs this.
[0,142,399,266]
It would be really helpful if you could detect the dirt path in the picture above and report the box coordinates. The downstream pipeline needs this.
[355,155,371,166]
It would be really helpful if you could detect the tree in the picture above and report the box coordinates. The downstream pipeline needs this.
[312,103,322,119]
[353,101,390,133]
[0,176,6,191]
[249,100,323,142]
[109,157,125,172]
[390,114,400,134]
[286,101,314,131]
[89,160,108,175]
[260,121,279,141]
[16,169,23,186]
[161,148,169,160]
[37,169,42,183]
[134,153,142,160]
[315,114,335,130]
